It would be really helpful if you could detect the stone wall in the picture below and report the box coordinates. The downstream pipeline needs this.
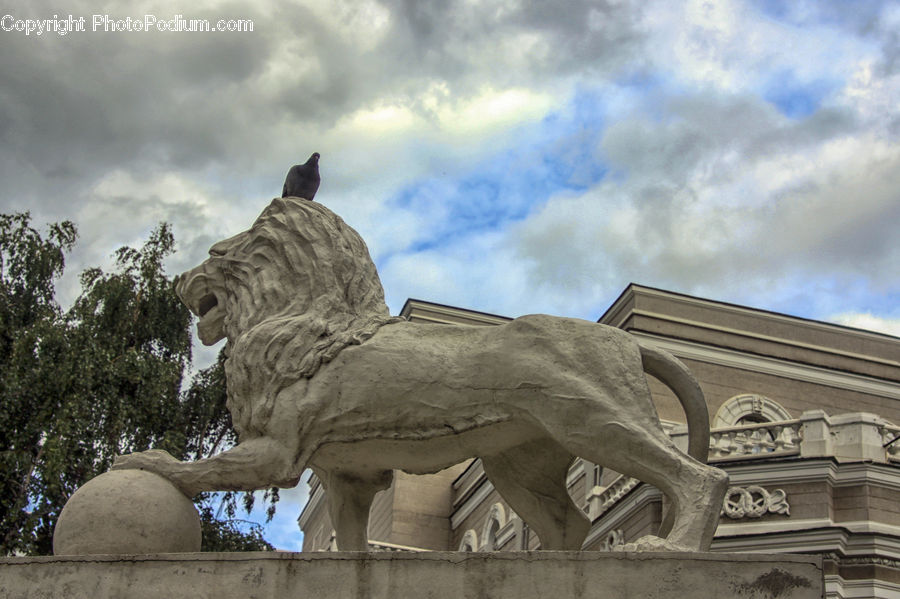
[0,552,823,599]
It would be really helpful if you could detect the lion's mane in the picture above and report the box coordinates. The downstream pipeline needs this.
[222,198,402,437]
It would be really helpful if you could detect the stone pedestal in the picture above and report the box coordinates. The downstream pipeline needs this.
[0,551,822,599]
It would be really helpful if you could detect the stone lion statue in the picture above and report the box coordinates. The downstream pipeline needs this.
[114,197,728,552]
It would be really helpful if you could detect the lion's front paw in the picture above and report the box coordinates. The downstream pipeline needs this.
[112,449,179,474]
[619,535,691,553]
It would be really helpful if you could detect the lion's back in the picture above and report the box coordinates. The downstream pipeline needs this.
[494,314,640,366]
[329,314,642,392]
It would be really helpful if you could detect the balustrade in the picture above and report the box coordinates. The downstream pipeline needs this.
[709,420,802,460]
[587,411,900,520]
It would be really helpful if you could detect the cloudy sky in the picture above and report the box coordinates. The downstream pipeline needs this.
[3,0,899,549]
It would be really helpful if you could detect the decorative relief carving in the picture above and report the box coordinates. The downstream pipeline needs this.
[721,486,789,519]
[839,556,900,569]
[879,423,900,462]
[600,529,625,551]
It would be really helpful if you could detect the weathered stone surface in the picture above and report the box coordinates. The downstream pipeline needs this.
[53,469,200,555]
[112,198,728,553]
[0,552,823,599]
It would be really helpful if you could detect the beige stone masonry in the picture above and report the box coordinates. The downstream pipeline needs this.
[0,552,823,599]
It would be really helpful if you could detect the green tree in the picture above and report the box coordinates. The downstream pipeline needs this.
[0,213,77,553]
[0,214,275,555]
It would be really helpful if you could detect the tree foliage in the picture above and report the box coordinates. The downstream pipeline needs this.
[0,213,77,553]
[0,213,275,555]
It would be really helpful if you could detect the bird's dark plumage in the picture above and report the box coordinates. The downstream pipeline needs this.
[282,152,321,201]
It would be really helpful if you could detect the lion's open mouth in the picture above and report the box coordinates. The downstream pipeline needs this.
[175,269,227,346]
[192,291,226,345]
[197,293,218,318]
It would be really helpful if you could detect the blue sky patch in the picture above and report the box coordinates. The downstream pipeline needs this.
[763,70,836,118]
[751,0,884,30]
[387,89,611,253]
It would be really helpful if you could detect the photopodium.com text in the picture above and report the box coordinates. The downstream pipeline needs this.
[1,14,254,36]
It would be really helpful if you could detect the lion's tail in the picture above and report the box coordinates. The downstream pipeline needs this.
[638,340,710,464]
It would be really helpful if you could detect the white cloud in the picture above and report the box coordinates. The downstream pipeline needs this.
[328,86,558,156]
[437,87,558,138]
[485,79,898,319]
[829,313,900,337]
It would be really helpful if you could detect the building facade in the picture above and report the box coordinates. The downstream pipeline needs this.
[299,284,900,598]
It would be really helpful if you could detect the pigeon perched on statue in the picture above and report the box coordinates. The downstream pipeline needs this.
[282,152,321,201]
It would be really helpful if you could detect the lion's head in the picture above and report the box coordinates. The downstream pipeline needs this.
[176,198,400,436]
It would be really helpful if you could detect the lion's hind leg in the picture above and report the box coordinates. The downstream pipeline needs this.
[315,468,393,551]
[482,439,590,550]
[557,420,726,552]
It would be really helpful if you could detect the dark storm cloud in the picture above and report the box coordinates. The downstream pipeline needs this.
[376,0,645,89]
[0,3,277,212]
[0,0,649,220]
[0,1,410,214]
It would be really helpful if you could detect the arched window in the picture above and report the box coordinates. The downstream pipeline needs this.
[459,529,478,552]
[714,394,793,454]
[713,394,792,428]
[480,503,506,551]
[736,412,769,425]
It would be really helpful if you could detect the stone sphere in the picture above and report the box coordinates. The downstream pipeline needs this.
[53,469,202,555]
